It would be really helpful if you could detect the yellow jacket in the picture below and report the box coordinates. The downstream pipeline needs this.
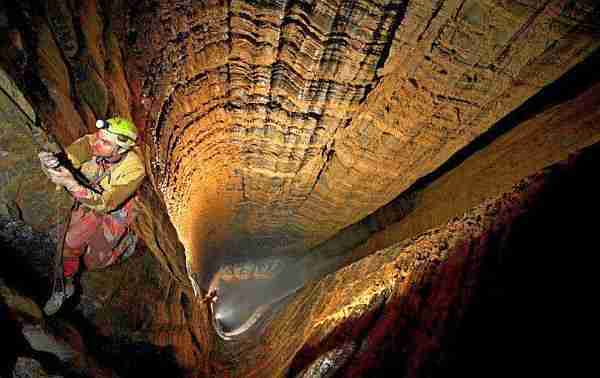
[66,135,145,214]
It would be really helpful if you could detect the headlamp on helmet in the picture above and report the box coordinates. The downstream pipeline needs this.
[95,117,138,149]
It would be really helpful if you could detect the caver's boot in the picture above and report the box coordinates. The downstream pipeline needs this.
[21,323,76,362]
[43,277,75,316]
[208,257,305,339]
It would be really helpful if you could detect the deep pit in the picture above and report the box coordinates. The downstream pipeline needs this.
[2,1,600,377]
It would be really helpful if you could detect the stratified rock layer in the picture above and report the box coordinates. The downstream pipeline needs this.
[1,1,600,377]
[129,0,600,286]
[231,141,599,378]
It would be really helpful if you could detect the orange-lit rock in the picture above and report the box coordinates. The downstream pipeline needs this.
[128,0,600,291]
[1,0,599,376]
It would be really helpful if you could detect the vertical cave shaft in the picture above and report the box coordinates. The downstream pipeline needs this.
[134,0,599,296]
[1,0,600,376]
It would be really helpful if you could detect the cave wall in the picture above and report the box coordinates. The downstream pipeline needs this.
[352,70,600,260]
[293,0,600,239]
[252,143,599,378]
[1,1,600,377]
[306,50,600,275]
[0,0,138,232]
[128,0,600,287]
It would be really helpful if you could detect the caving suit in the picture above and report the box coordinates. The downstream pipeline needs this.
[61,134,146,278]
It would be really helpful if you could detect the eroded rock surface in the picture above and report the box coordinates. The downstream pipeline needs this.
[0,271,116,377]
[1,1,600,377]
[127,0,600,293]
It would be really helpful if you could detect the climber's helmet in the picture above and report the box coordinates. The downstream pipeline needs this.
[95,117,138,152]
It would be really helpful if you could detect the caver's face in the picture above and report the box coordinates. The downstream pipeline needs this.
[91,131,120,158]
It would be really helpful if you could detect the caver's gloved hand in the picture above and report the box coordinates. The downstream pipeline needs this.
[46,166,79,192]
[38,151,59,168]
[38,151,60,179]
[39,151,81,192]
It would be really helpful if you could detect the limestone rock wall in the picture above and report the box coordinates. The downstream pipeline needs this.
[0,65,71,231]
[129,0,600,285]
[302,52,600,277]
[2,1,600,376]
[300,0,600,239]
[0,0,136,232]
[225,142,598,378]
[350,68,600,260]
[76,252,215,377]
[127,0,411,283]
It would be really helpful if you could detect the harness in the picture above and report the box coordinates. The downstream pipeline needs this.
[88,154,127,194]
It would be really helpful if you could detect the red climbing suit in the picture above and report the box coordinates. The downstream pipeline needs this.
[60,134,145,277]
